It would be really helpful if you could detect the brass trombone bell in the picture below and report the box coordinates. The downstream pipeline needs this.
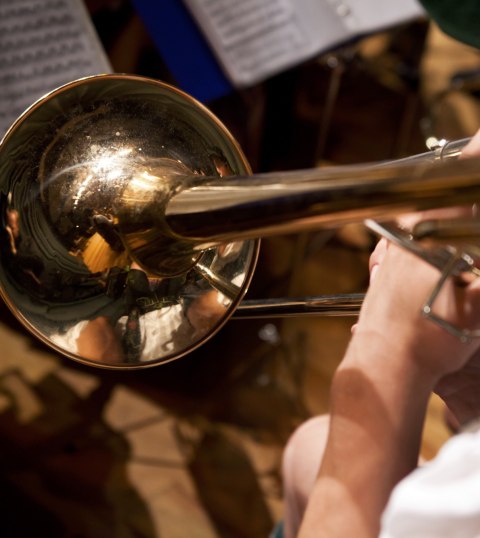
[0,74,478,369]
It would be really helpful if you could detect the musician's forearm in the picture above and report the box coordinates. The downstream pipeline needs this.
[298,332,435,538]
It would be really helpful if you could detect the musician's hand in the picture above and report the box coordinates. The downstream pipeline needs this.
[355,241,480,381]
[365,237,480,429]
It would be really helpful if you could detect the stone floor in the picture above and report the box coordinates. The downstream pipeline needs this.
[0,16,480,538]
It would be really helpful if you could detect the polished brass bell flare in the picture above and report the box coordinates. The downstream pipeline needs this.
[0,74,478,370]
[0,74,259,369]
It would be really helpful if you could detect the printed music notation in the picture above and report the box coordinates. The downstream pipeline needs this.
[183,0,425,88]
[0,0,111,137]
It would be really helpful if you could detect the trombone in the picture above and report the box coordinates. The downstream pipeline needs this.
[0,74,479,369]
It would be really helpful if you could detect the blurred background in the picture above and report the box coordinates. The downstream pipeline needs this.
[1,0,480,536]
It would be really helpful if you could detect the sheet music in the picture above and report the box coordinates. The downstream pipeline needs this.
[183,0,424,87]
[326,0,424,33]
[0,0,111,138]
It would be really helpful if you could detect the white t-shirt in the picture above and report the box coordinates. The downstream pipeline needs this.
[380,428,480,537]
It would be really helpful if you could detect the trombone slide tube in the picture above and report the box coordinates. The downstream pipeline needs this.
[233,293,364,319]
[165,144,480,249]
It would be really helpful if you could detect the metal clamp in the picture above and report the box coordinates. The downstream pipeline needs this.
[422,251,480,343]
[365,219,480,342]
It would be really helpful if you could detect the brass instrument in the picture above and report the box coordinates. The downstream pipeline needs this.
[0,74,478,369]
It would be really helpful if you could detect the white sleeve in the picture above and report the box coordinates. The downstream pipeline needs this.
[49,320,89,354]
[380,430,480,538]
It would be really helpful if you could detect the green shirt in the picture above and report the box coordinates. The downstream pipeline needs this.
[420,0,480,48]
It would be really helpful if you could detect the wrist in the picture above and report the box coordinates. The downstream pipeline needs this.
[341,329,440,393]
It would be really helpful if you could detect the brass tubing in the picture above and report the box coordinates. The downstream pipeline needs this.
[4,73,476,369]
[165,143,479,249]
[233,293,365,319]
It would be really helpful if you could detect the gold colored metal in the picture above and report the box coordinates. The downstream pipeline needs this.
[234,294,365,318]
[165,141,478,245]
[0,74,479,369]
[0,74,259,369]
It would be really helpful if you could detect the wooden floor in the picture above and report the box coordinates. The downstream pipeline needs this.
[0,22,479,538]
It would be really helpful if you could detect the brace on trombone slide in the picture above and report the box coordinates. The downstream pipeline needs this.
[365,219,480,343]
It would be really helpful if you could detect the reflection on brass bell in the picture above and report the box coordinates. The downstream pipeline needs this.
[0,74,479,369]
[0,75,259,369]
